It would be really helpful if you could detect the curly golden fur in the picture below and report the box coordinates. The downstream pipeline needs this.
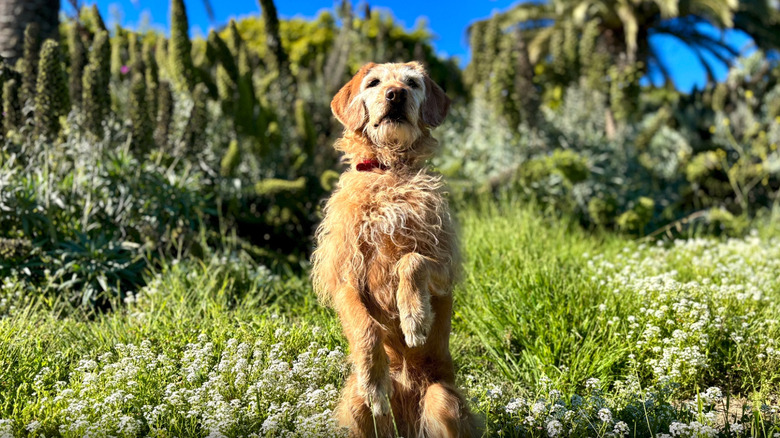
[311,62,478,437]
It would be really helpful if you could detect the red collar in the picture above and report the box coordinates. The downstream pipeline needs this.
[355,158,389,172]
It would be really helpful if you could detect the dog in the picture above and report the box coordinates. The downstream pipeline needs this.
[311,62,478,437]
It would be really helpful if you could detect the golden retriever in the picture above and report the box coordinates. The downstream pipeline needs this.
[311,62,477,437]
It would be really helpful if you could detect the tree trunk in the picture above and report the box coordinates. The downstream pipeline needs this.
[0,0,60,62]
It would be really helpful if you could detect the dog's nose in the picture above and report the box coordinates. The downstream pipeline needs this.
[385,87,406,104]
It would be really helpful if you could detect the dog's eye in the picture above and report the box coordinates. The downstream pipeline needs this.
[406,79,420,89]
[367,79,380,88]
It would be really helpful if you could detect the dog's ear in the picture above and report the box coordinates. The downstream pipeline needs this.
[331,63,376,131]
[422,75,451,127]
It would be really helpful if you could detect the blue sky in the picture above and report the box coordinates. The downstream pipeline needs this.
[62,1,758,92]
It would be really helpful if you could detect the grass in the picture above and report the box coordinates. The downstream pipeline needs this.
[1,199,779,436]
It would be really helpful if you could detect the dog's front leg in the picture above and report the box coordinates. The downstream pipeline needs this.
[396,252,435,348]
[333,284,392,416]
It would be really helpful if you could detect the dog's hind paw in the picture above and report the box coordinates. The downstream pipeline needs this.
[401,312,433,348]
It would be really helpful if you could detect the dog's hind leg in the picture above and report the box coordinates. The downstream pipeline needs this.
[337,373,394,437]
[419,382,478,438]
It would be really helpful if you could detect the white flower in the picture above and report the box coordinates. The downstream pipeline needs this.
[613,421,629,437]
[0,419,13,438]
[585,378,601,390]
[504,398,525,415]
[486,385,503,400]
[546,420,563,437]
[598,408,613,423]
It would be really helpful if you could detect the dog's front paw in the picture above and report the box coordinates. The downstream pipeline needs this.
[400,310,433,348]
[360,376,393,416]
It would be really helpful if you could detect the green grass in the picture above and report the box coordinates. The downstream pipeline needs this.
[1,199,779,437]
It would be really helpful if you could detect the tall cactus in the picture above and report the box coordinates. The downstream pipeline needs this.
[21,22,41,105]
[129,68,153,154]
[3,79,21,133]
[143,38,159,118]
[169,0,195,91]
[80,4,107,35]
[155,38,169,78]
[35,40,70,138]
[294,98,316,159]
[490,34,516,125]
[259,0,295,100]
[82,30,111,136]
[110,26,127,80]
[258,0,290,79]
[68,24,87,108]
[464,20,486,89]
[580,19,608,93]
[182,83,208,152]
[154,80,174,148]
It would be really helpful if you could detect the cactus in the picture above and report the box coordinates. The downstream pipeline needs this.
[513,29,539,126]
[235,46,256,134]
[21,23,41,105]
[259,0,295,100]
[254,177,306,197]
[207,30,238,82]
[143,39,159,118]
[481,16,501,84]
[128,33,141,71]
[82,30,111,137]
[490,34,518,126]
[182,83,208,152]
[35,40,70,138]
[220,139,241,177]
[3,79,21,133]
[464,20,486,89]
[580,19,608,92]
[129,69,153,154]
[155,38,169,78]
[259,0,290,79]
[154,80,174,148]
[169,0,195,91]
[225,19,242,58]
[80,4,107,35]
[110,26,128,80]
[68,24,87,108]
[294,98,316,158]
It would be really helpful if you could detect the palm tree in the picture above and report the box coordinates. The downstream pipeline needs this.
[486,0,778,84]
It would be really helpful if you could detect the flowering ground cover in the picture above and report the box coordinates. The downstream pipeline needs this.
[1,201,778,437]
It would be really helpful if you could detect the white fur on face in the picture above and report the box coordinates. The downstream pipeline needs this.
[355,63,427,149]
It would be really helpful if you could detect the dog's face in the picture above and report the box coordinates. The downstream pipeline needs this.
[331,62,450,150]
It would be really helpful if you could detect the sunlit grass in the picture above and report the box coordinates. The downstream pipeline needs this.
[1,199,779,436]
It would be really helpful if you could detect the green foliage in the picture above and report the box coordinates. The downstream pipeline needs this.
[616,196,654,234]
[169,0,195,91]
[34,40,69,139]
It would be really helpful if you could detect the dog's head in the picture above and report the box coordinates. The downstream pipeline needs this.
[331,62,450,157]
